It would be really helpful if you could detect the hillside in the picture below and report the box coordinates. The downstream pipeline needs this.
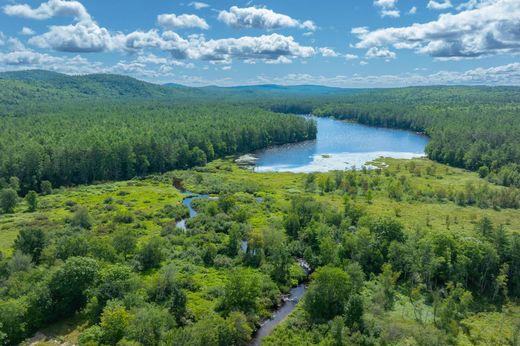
[0,70,204,115]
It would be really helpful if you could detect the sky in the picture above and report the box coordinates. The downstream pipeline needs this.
[0,0,519,87]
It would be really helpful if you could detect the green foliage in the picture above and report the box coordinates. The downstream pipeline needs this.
[434,283,473,337]
[48,257,99,320]
[0,188,17,214]
[0,298,28,345]
[373,263,400,311]
[0,146,519,346]
[136,238,163,271]
[113,231,137,258]
[219,268,260,316]
[40,180,53,195]
[99,301,131,345]
[7,251,33,274]
[164,311,252,346]
[95,264,135,308]
[128,305,174,346]
[72,207,93,229]
[303,267,354,323]
[13,228,45,263]
[25,191,38,212]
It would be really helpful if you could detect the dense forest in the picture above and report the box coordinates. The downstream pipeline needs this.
[0,102,315,193]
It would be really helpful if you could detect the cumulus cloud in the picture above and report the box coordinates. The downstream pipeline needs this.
[0,49,63,65]
[20,27,36,36]
[354,0,520,59]
[319,47,339,57]
[157,13,209,30]
[0,36,102,74]
[122,31,314,63]
[408,6,417,14]
[29,21,120,52]
[189,2,209,10]
[366,47,396,59]
[427,0,453,10]
[187,33,315,62]
[218,6,316,31]
[345,53,359,60]
[3,0,91,21]
[374,0,400,17]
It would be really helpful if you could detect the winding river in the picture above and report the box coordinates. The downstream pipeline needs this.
[254,116,428,173]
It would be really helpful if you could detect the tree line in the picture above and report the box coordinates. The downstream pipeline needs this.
[0,103,316,193]
[304,87,520,188]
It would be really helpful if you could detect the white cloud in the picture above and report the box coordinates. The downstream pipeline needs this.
[157,13,209,30]
[319,47,339,57]
[366,47,396,59]
[0,32,5,46]
[351,27,369,35]
[427,0,453,10]
[187,33,315,62]
[218,6,316,31]
[26,10,315,64]
[135,53,194,68]
[3,0,91,21]
[29,21,120,52]
[19,27,36,36]
[189,2,210,10]
[374,0,400,17]
[250,62,520,87]
[456,0,479,10]
[408,6,417,14]
[122,31,315,63]
[354,0,520,59]
[345,53,359,60]
[0,49,63,65]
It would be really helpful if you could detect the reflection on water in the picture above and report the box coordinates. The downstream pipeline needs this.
[254,116,428,173]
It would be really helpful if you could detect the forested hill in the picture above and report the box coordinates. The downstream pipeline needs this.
[0,70,362,116]
[0,70,209,115]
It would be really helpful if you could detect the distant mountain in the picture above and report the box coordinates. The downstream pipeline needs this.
[190,83,362,96]
[0,70,180,99]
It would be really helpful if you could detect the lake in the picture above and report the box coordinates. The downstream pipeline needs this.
[254,116,428,173]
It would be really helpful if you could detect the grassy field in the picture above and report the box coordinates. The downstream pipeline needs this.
[2,157,520,345]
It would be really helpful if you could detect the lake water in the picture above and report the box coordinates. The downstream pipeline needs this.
[254,116,428,173]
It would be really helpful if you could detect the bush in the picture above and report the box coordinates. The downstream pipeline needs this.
[136,238,163,271]
[0,188,18,214]
[303,267,354,323]
[72,207,93,229]
[14,228,45,263]
[25,191,38,212]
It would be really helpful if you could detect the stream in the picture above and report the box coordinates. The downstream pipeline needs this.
[175,190,310,344]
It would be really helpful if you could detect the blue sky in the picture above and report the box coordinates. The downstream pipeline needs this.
[0,0,519,86]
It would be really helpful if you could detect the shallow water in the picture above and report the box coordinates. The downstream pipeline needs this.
[254,116,428,173]
[175,191,209,229]
[249,284,306,346]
